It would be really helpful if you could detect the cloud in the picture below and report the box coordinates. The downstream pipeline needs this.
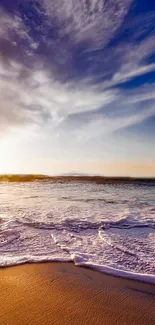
[0,0,155,144]
[94,33,155,89]
[0,8,20,40]
[1,53,155,143]
[0,8,31,44]
[111,63,155,86]
[0,7,41,67]
[41,0,132,50]
[74,105,155,142]
[0,57,116,129]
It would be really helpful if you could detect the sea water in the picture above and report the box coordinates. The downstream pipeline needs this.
[0,179,155,283]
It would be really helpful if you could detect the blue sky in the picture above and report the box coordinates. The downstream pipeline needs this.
[0,0,155,176]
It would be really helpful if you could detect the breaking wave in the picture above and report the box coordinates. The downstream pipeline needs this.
[18,213,155,231]
[0,180,155,284]
[0,174,155,185]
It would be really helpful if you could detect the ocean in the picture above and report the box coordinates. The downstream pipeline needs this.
[0,178,155,283]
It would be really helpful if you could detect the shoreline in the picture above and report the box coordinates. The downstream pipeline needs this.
[1,262,155,325]
[1,258,155,285]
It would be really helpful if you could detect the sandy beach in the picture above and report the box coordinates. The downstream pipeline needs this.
[0,262,155,325]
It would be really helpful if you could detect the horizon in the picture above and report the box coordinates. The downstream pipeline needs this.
[0,173,155,180]
[0,1,155,177]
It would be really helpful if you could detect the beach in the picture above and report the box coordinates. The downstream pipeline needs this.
[0,262,155,325]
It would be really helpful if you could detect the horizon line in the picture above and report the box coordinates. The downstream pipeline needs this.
[0,174,155,182]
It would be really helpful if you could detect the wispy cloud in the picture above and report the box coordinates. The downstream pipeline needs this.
[0,57,116,127]
[41,0,132,49]
[1,54,155,142]
[0,0,155,144]
[0,8,34,47]
[111,63,155,86]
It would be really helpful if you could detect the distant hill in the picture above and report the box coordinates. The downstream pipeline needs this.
[61,172,95,177]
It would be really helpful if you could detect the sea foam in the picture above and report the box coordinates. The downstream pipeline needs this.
[0,180,155,283]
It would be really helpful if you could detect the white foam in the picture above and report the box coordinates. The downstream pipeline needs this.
[0,181,155,284]
[0,255,72,267]
[72,254,155,284]
[0,251,155,285]
[0,231,20,247]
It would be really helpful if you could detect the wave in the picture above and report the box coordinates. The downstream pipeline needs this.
[19,214,155,232]
[0,174,50,182]
[61,196,116,204]
[71,254,155,284]
[0,251,155,284]
[98,230,137,256]
[0,230,20,247]
[1,212,155,284]
[0,174,155,185]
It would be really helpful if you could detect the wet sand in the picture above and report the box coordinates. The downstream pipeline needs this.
[0,262,155,325]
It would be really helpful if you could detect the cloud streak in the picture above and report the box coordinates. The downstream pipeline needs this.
[0,0,155,144]
[1,54,155,141]
[41,0,132,49]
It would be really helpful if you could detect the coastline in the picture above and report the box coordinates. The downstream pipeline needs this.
[1,262,155,325]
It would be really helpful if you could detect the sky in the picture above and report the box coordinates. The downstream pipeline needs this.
[0,0,155,177]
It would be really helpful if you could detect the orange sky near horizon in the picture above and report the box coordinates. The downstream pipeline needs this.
[0,154,155,177]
